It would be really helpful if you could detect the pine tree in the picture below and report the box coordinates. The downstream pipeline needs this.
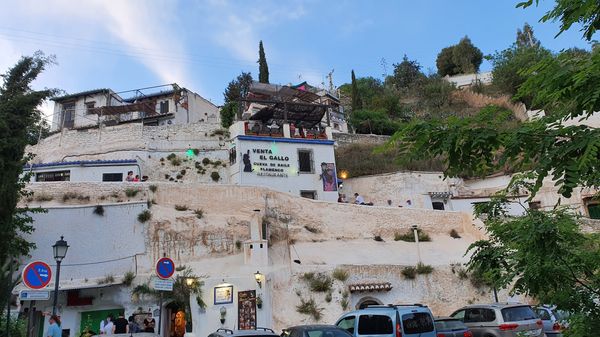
[258,41,269,84]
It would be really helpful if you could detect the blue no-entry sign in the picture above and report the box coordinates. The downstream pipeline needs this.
[155,257,175,279]
[22,261,52,290]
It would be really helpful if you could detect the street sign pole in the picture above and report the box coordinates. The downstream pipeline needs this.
[26,301,35,337]
[158,291,163,336]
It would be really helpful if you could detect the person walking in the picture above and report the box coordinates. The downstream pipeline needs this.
[113,313,129,334]
[46,315,62,337]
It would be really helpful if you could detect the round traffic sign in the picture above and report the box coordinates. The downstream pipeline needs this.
[22,261,52,290]
[155,257,175,279]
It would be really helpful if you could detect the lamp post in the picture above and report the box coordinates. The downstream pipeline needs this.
[411,225,422,265]
[52,236,69,315]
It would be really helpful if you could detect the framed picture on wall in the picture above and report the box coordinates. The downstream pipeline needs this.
[214,285,234,304]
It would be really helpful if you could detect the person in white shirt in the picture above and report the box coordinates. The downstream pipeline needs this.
[102,315,114,335]
[354,193,365,205]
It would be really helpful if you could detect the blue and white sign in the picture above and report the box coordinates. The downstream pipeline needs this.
[153,278,174,291]
[22,261,52,290]
[20,290,50,301]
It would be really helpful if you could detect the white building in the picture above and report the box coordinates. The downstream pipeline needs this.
[444,72,492,89]
[51,84,219,132]
[25,159,140,182]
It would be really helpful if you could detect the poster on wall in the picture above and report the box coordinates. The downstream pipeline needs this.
[214,285,234,305]
[238,290,257,330]
[321,162,338,191]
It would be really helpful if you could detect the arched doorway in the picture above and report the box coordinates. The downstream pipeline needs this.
[356,296,383,309]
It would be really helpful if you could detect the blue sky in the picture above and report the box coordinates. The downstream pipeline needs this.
[0,0,593,116]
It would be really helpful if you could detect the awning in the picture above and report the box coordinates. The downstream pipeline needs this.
[348,282,393,293]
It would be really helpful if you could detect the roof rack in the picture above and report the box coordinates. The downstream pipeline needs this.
[256,327,275,333]
[217,328,234,334]
[366,303,426,308]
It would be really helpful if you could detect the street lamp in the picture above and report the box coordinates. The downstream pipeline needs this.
[52,236,69,315]
[411,225,422,265]
[254,271,263,288]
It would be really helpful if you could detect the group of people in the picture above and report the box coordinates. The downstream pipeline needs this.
[125,171,143,182]
[97,313,155,335]
[337,192,374,206]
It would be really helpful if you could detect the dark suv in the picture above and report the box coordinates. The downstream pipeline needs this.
[450,303,543,337]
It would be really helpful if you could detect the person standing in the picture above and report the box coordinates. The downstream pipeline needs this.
[103,315,115,335]
[46,315,62,337]
[113,313,129,334]
[125,171,134,182]
[143,317,155,333]
[127,315,140,334]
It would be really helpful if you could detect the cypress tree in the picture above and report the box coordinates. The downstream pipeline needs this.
[258,40,269,84]
[350,70,361,111]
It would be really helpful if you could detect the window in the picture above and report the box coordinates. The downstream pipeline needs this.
[298,149,313,173]
[534,308,551,321]
[501,306,537,322]
[85,102,96,114]
[587,203,600,219]
[465,308,496,323]
[357,315,393,335]
[102,173,123,182]
[300,191,316,200]
[434,319,467,331]
[336,316,356,334]
[36,170,70,182]
[432,201,445,210]
[401,313,434,334]
[159,101,169,114]
[451,310,466,321]
[62,103,75,128]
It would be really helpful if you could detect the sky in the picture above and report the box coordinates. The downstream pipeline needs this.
[0,0,594,118]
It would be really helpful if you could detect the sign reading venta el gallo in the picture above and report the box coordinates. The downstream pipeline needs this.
[243,148,292,177]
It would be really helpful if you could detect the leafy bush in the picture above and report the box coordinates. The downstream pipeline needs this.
[235,240,242,250]
[149,184,158,193]
[394,228,431,242]
[34,193,53,202]
[93,205,104,216]
[332,268,349,282]
[175,205,188,211]
[296,298,323,321]
[300,272,315,282]
[202,158,211,166]
[137,210,152,223]
[416,263,434,274]
[449,229,461,238]
[166,153,177,160]
[401,266,417,279]
[340,290,350,310]
[349,109,401,135]
[194,209,204,219]
[325,292,332,303]
[308,274,332,292]
[122,271,135,286]
[98,274,115,285]
[374,235,384,242]
[124,188,139,197]
[170,157,182,166]
[210,171,220,182]
[0,315,26,337]
[180,169,186,176]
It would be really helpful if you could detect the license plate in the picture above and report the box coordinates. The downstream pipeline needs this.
[524,329,541,336]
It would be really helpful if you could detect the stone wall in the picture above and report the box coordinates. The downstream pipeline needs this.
[333,132,390,146]
[27,121,226,163]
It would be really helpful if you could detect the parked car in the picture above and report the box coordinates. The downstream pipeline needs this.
[450,303,543,337]
[534,305,569,337]
[434,317,473,337]
[208,327,280,337]
[281,325,353,337]
[335,304,437,337]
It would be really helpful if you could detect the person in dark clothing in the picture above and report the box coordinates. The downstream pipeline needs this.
[143,317,155,333]
[113,313,129,334]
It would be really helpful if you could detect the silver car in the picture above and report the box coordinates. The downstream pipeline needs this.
[534,306,569,337]
[450,303,543,337]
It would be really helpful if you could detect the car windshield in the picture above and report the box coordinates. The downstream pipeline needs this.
[434,319,466,331]
[501,306,537,322]
[402,313,434,334]
[306,329,351,337]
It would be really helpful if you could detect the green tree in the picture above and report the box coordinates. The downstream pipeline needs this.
[516,22,541,48]
[258,40,269,84]
[488,45,551,100]
[0,52,55,264]
[350,70,362,112]
[436,47,456,76]
[220,72,253,128]
[349,109,400,135]
[436,36,483,76]
[391,55,425,90]
[518,0,600,40]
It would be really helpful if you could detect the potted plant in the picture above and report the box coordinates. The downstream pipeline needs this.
[256,296,263,309]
